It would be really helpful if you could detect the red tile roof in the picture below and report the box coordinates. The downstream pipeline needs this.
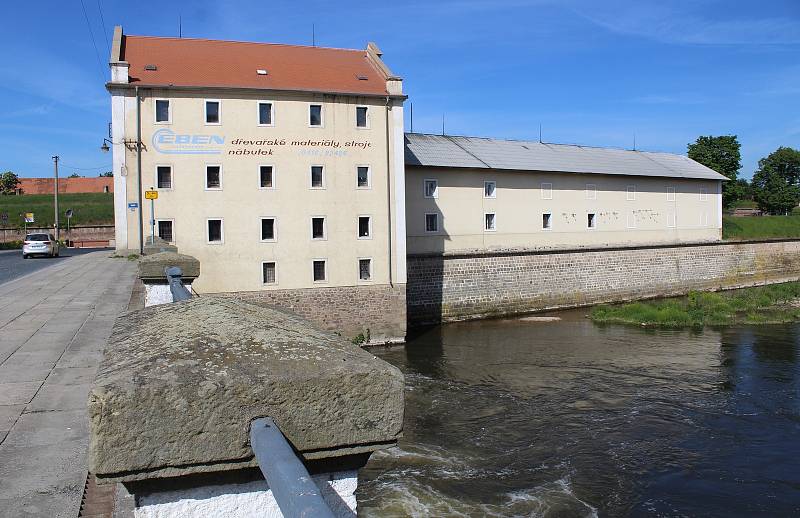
[121,35,391,96]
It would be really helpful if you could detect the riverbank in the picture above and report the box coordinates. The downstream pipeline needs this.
[590,282,800,327]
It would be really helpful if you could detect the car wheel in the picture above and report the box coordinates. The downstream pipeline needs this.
[23,254,28,259]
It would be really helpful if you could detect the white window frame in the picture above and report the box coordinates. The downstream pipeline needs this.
[357,257,373,283]
[310,165,325,189]
[204,99,222,125]
[626,212,637,229]
[626,185,636,201]
[542,212,552,231]
[424,179,438,199]
[667,212,677,228]
[154,98,171,124]
[205,164,223,190]
[155,164,173,190]
[206,218,224,244]
[699,188,708,202]
[261,261,278,286]
[484,180,497,199]
[257,101,275,127]
[666,186,676,202]
[258,164,276,190]
[484,212,497,232]
[541,182,553,200]
[155,218,175,243]
[585,184,597,200]
[308,103,324,128]
[587,213,597,229]
[424,212,440,233]
[356,165,372,189]
[260,217,277,242]
[311,216,327,240]
[312,258,328,283]
[358,215,372,240]
[355,105,370,129]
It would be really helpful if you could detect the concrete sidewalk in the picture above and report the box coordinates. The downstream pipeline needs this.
[0,251,136,517]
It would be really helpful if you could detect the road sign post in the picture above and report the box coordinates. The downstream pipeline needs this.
[145,189,158,244]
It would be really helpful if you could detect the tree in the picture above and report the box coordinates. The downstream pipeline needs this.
[68,173,81,178]
[752,147,800,214]
[99,171,113,177]
[0,171,20,195]
[687,135,742,208]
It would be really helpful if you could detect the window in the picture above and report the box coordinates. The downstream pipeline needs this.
[311,166,324,188]
[358,216,371,239]
[259,166,274,189]
[157,220,173,242]
[262,262,276,285]
[155,99,170,123]
[258,101,273,126]
[699,188,708,201]
[627,185,636,201]
[207,219,223,243]
[484,181,496,198]
[205,100,220,124]
[206,165,222,189]
[587,213,596,229]
[425,213,439,233]
[586,184,597,200]
[309,104,322,127]
[261,218,276,241]
[156,166,172,189]
[667,212,677,228]
[666,186,676,202]
[541,183,553,200]
[484,213,496,231]
[357,166,371,188]
[356,106,368,128]
[313,260,326,282]
[359,258,372,281]
[542,213,552,230]
[424,179,438,198]
[627,213,636,229]
[311,217,326,240]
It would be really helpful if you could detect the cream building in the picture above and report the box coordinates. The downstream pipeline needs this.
[107,27,407,342]
[404,134,726,254]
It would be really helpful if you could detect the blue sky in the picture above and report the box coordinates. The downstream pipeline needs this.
[1,0,798,179]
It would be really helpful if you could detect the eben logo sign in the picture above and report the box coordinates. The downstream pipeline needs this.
[152,128,224,155]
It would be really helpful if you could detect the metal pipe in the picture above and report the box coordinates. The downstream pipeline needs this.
[385,96,394,287]
[165,266,192,302]
[250,417,336,518]
[136,86,144,255]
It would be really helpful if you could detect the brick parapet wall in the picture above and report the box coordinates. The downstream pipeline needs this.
[219,283,406,344]
[407,240,800,326]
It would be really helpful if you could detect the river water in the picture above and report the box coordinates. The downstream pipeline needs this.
[356,311,800,517]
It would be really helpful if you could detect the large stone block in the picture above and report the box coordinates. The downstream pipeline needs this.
[88,297,404,483]
[138,252,200,281]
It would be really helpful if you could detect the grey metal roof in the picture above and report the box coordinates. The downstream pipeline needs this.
[404,133,728,181]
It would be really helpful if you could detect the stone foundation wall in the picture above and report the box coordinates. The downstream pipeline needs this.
[221,283,406,344]
[0,225,114,244]
[407,240,800,326]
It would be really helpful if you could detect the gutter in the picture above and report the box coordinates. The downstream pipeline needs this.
[385,96,394,287]
[106,82,407,101]
[136,86,144,255]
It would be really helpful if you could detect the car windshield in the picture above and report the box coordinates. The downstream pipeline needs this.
[26,234,49,241]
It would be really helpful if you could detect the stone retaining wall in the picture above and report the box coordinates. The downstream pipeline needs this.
[222,283,406,344]
[0,225,114,243]
[407,240,800,326]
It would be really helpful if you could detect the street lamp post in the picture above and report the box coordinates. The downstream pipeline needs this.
[52,155,59,241]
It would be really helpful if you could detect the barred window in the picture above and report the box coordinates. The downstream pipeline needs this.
[262,262,276,284]
[359,259,372,281]
[313,260,326,282]
[157,166,172,189]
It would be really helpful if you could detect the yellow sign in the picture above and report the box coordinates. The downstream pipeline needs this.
[145,190,158,200]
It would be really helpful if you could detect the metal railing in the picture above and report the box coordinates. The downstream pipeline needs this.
[250,418,336,518]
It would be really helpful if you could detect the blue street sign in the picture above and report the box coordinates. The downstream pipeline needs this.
[128,202,139,209]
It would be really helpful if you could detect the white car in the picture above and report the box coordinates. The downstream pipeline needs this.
[22,233,60,259]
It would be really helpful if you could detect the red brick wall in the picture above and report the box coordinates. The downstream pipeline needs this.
[17,177,113,195]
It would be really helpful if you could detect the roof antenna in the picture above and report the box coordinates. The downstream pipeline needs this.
[633,133,637,151]
[179,15,182,38]
[539,123,542,143]
[410,102,413,133]
[312,23,315,47]
[442,113,445,135]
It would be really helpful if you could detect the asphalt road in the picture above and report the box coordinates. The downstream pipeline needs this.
[0,248,109,285]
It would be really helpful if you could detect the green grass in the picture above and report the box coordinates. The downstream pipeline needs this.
[723,214,800,240]
[590,282,800,328]
[0,193,113,229]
